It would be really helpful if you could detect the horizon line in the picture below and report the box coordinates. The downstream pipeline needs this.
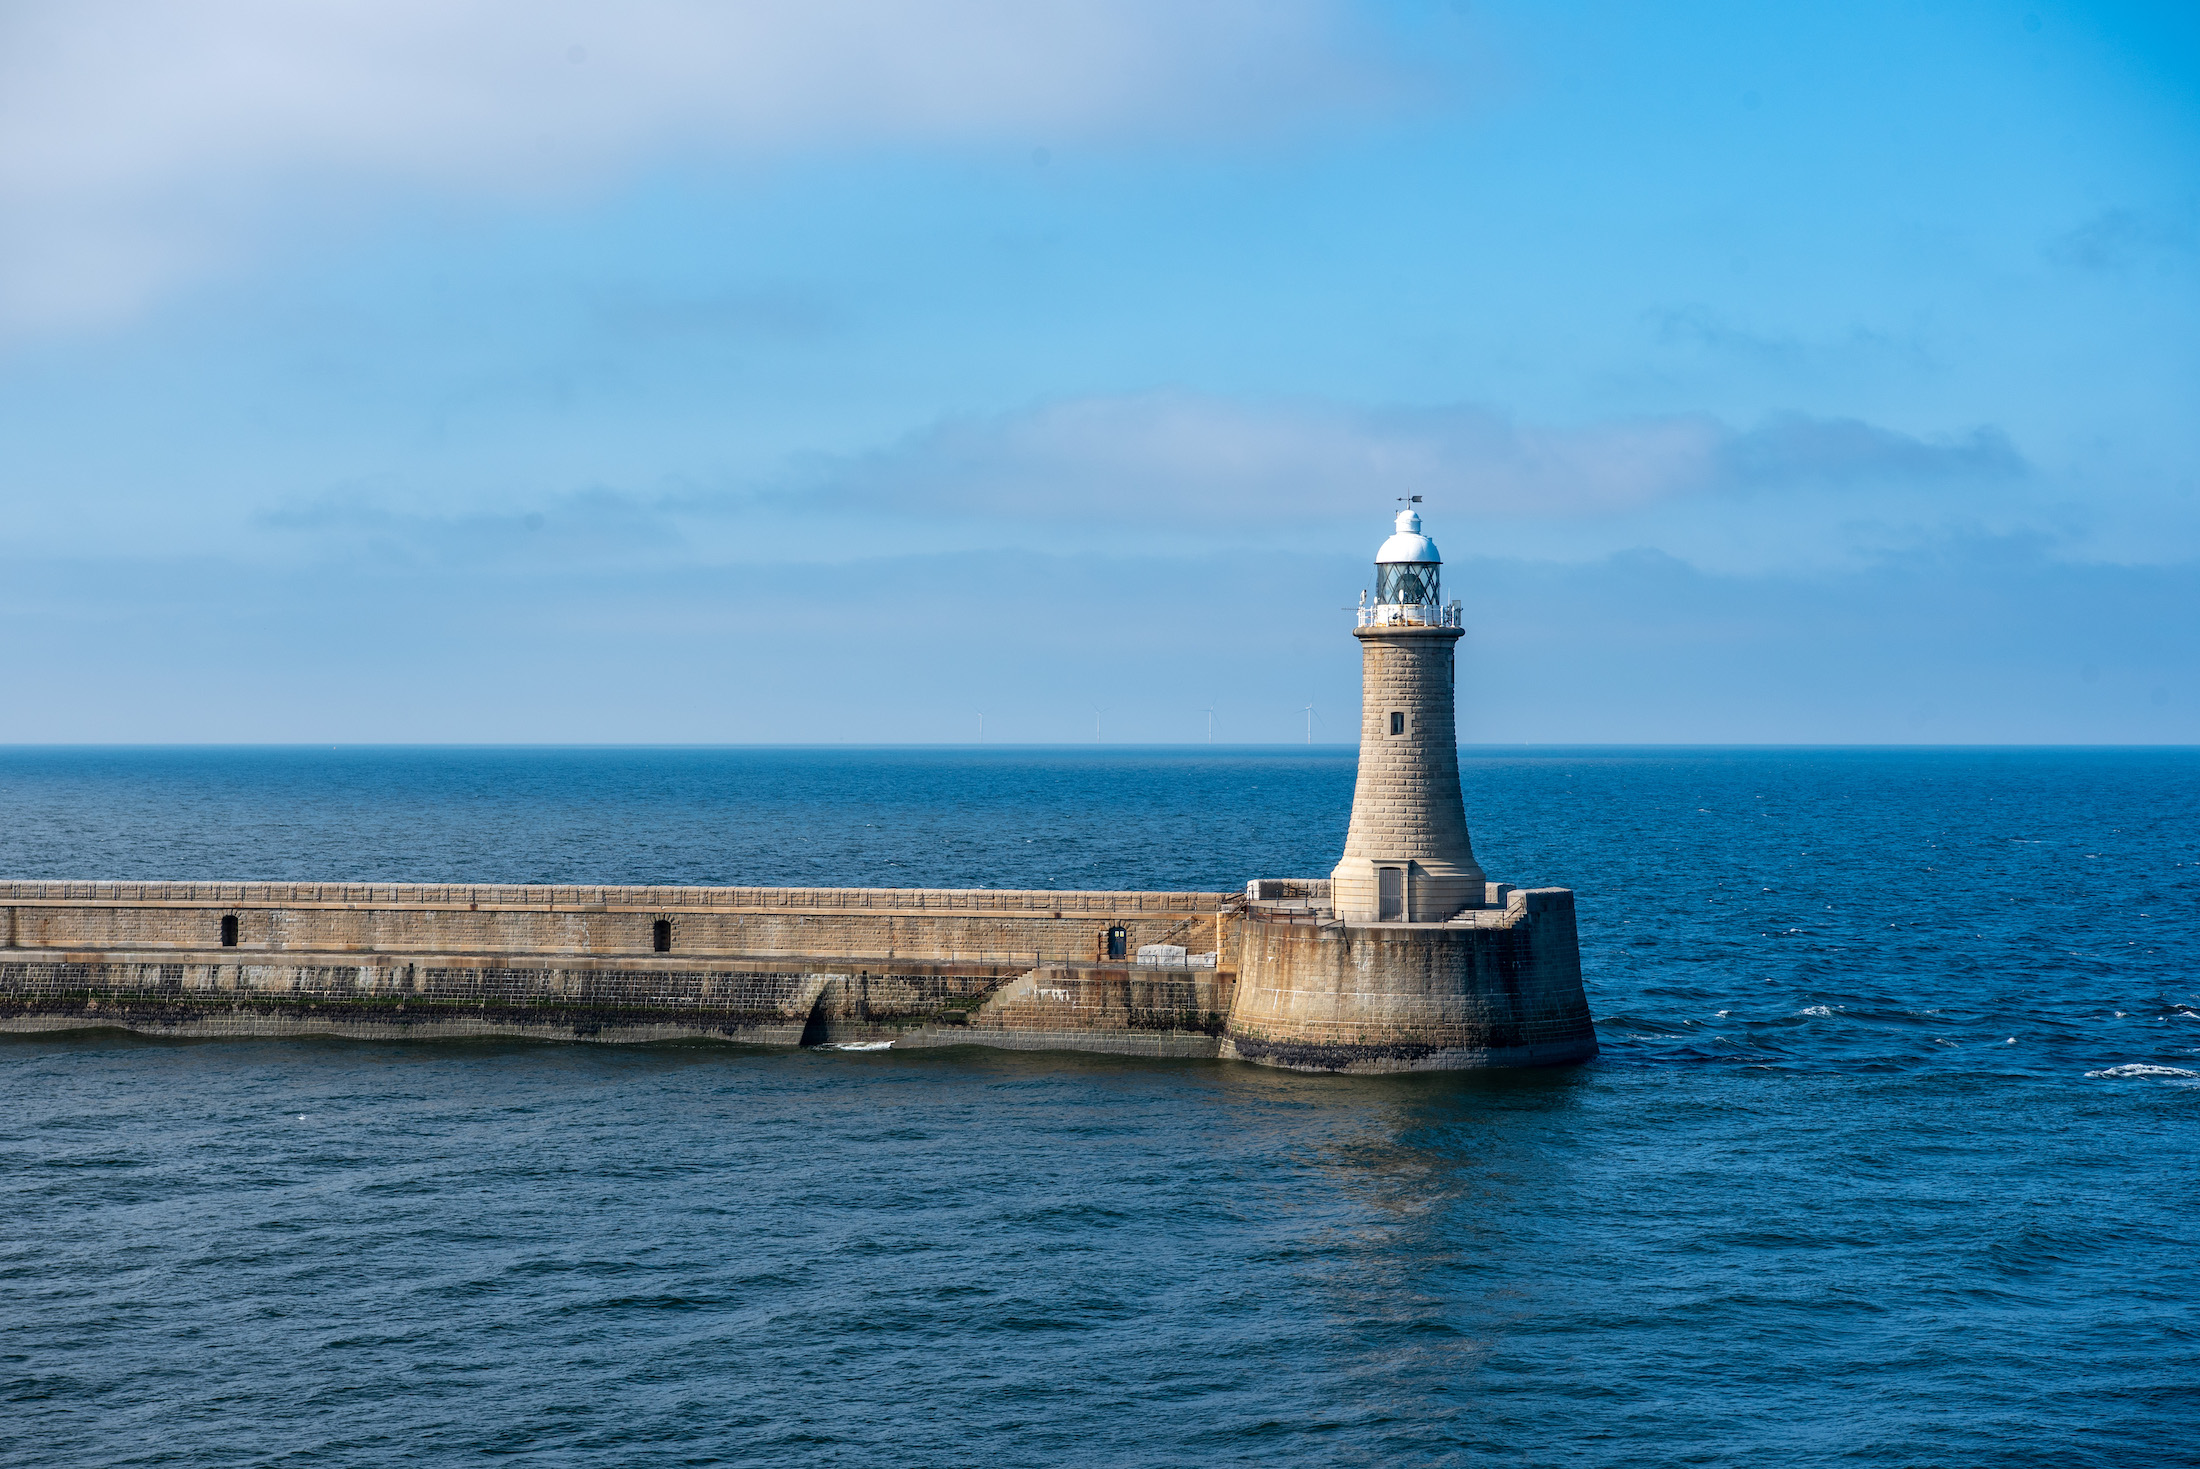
[1,742,2196,753]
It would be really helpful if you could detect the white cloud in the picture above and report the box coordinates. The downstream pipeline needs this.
[0,0,1406,333]
[1720,414,2023,485]
[204,392,2034,578]
[813,392,2023,525]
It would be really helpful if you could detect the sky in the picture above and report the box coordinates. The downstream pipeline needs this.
[1,0,2195,743]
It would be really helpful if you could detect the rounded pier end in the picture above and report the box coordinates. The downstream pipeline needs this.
[1224,887,1597,1073]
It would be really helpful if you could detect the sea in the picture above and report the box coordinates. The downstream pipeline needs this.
[1,745,2194,1467]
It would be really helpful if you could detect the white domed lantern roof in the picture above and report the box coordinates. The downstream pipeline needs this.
[1360,500,1459,628]
[1376,507,1440,566]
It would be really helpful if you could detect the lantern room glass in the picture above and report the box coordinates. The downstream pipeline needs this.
[1376,561,1440,607]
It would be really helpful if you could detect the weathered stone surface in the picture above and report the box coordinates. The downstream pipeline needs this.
[972,963,1232,1048]
[1217,580,1603,1073]
[0,883,1238,1054]
[1328,625,1486,923]
[1224,889,1597,1073]
[0,881,1229,966]
[0,725,1597,1074]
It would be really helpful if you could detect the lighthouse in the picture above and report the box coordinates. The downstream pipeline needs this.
[1329,503,1486,923]
[1220,503,1598,1072]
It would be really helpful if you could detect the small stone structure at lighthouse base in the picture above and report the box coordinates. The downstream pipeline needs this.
[0,511,1597,1072]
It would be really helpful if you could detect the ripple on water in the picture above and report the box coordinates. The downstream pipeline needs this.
[0,747,2195,1465]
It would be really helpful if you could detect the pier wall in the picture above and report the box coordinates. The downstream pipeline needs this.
[0,881,1230,966]
[0,880,1593,1070]
[0,881,1236,1052]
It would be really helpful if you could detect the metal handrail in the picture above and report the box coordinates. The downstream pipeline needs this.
[1356,600,1463,629]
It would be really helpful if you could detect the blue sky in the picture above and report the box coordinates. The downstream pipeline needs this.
[2,0,2194,742]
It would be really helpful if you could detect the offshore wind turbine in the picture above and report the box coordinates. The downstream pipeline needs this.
[1301,703,1320,744]
[1202,706,1215,744]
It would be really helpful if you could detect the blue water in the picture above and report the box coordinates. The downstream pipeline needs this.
[2,746,2195,1466]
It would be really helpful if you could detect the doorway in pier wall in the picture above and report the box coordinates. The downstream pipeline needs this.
[1379,868,1405,922]
[220,915,238,947]
[1105,926,1127,960]
[652,919,671,953]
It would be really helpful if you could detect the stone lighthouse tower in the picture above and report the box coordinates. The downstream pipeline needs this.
[1221,502,1599,1072]
[1329,504,1486,924]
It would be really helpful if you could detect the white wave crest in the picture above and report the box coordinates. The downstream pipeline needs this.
[1800,1005,1835,1017]
[820,1041,894,1052]
[2084,1063,2199,1079]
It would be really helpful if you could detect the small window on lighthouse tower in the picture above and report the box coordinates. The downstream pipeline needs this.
[1389,711,1405,736]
